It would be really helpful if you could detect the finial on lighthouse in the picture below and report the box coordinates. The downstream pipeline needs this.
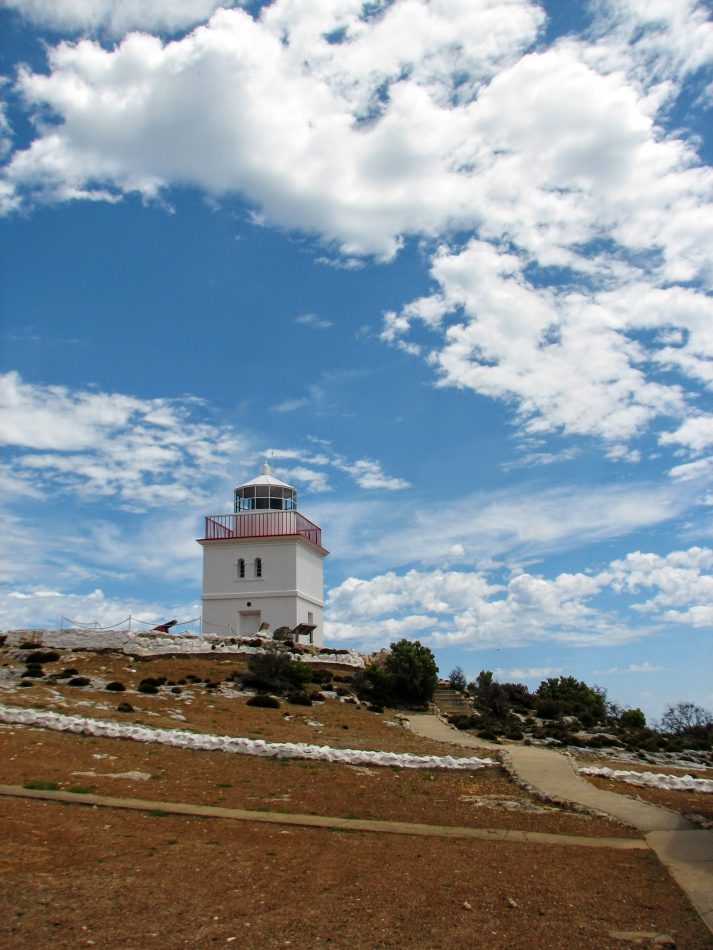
[261,461,270,476]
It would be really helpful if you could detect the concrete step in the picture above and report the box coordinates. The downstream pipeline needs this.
[433,687,472,718]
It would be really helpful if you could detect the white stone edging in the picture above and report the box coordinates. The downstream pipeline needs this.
[0,704,495,771]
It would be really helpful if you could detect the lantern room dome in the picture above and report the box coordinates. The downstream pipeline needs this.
[234,463,297,512]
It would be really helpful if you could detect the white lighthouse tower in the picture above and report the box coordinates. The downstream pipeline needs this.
[198,464,328,645]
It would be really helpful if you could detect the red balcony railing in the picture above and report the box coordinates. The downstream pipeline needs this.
[202,511,322,548]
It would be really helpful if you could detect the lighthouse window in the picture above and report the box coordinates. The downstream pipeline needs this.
[238,559,245,578]
[255,557,262,578]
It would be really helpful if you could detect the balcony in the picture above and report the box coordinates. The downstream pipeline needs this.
[201,511,323,549]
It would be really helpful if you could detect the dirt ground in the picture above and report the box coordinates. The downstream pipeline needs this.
[1,648,712,948]
[2,796,711,950]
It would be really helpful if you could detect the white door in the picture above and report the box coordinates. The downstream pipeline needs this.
[239,611,261,636]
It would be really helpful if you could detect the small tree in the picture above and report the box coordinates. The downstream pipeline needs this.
[660,702,713,735]
[473,670,510,718]
[355,640,438,708]
[448,665,467,691]
[618,707,646,730]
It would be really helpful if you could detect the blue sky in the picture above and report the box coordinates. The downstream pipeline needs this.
[1,0,712,722]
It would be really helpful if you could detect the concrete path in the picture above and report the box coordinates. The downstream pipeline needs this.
[0,784,645,850]
[406,714,713,934]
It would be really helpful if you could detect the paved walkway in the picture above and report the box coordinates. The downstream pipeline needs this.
[406,714,713,933]
[0,784,645,850]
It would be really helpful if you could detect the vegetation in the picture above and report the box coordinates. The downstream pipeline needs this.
[448,665,467,691]
[246,694,280,709]
[535,676,606,725]
[244,648,313,694]
[355,639,438,708]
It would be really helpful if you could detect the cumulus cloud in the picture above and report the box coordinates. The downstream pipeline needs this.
[325,544,713,650]
[1,0,711,455]
[0,0,241,35]
[0,371,243,509]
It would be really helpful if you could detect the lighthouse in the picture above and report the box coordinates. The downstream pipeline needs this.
[198,464,328,644]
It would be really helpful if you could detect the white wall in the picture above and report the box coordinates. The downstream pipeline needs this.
[200,534,326,645]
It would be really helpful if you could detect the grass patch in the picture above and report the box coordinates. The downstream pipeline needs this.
[23,779,59,791]
[148,810,170,818]
[66,785,95,794]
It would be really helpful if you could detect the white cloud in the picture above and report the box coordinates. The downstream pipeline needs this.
[384,241,713,446]
[493,666,563,681]
[295,312,332,330]
[1,0,711,456]
[325,543,713,651]
[0,371,243,509]
[604,546,713,617]
[596,661,667,674]
[0,0,241,35]
[0,585,201,631]
[661,415,713,454]
[269,445,410,493]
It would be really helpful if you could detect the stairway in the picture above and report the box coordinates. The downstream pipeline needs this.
[433,685,473,718]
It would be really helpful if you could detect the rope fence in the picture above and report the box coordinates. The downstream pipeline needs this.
[60,615,206,634]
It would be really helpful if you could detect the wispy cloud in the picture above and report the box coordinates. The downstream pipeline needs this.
[295,312,332,330]
[0,371,243,510]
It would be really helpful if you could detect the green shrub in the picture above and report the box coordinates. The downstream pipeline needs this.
[619,708,646,730]
[535,676,606,723]
[24,780,59,791]
[105,681,126,692]
[310,669,333,684]
[26,651,60,664]
[117,702,134,713]
[246,693,280,708]
[355,640,438,708]
[286,691,313,706]
[138,682,158,694]
[246,650,313,693]
[57,667,78,678]
[448,713,479,731]
[68,676,90,687]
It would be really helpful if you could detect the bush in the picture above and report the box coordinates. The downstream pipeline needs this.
[21,667,45,678]
[367,704,384,714]
[448,713,479,731]
[26,650,60,664]
[619,708,646,730]
[535,676,606,723]
[140,677,167,688]
[138,682,158,694]
[105,681,126,692]
[117,702,134,713]
[286,691,313,706]
[310,669,333,684]
[246,694,280,708]
[245,651,314,693]
[355,640,438,708]
[68,676,90,687]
